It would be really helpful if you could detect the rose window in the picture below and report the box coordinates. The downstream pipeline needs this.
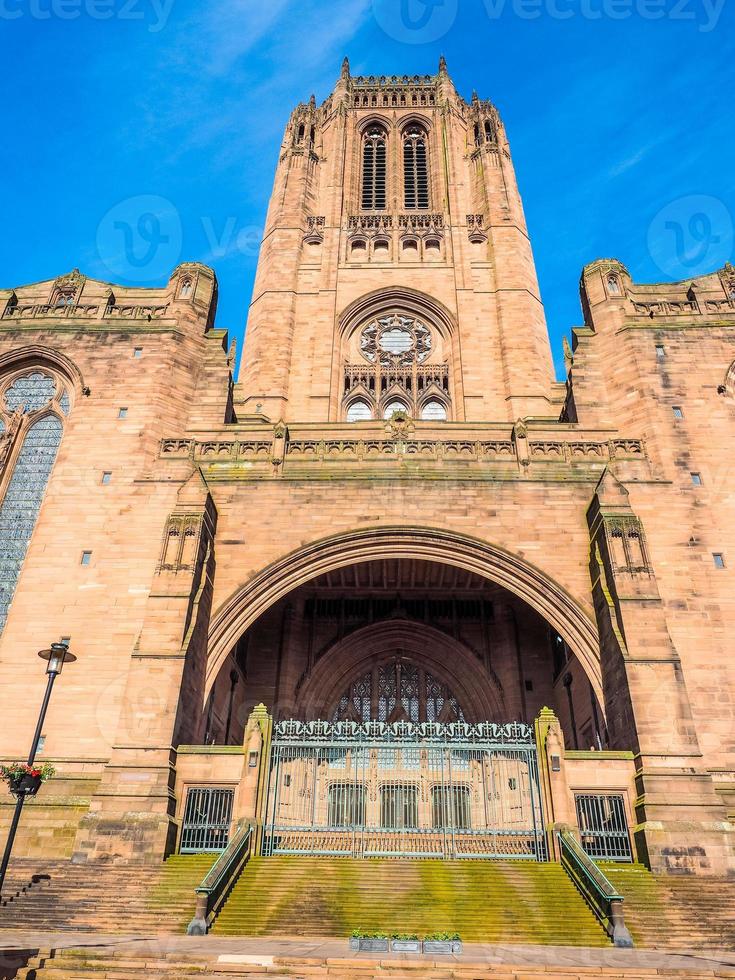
[360,314,431,366]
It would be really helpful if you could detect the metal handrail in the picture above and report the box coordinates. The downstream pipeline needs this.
[186,820,253,935]
[557,829,633,948]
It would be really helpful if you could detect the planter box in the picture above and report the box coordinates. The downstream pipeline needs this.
[349,938,389,952]
[9,774,42,797]
[390,939,421,953]
[422,940,462,955]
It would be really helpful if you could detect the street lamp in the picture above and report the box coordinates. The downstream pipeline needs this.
[0,642,76,898]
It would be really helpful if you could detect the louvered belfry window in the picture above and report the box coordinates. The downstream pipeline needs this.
[403,126,429,210]
[361,126,387,211]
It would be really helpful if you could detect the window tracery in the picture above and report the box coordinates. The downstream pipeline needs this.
[403,125,429,210]
[0,369,68,632]
[361,126,387,211]
[360,314,431,367]
[421,400,447,421]
[331,658,465,723]
[346,400,372,422]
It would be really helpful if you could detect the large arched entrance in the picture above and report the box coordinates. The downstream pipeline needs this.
[196,532,608,860]
[205,527,603,718]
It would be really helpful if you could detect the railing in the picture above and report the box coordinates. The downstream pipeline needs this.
[186,820,253,935]
[557,829,633,948]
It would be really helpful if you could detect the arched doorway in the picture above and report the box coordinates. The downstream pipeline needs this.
[199,537,607,862]
[205,526,604,717]
[296,620,505,723]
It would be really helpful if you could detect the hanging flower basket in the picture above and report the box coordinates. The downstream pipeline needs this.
[1,762,55,798]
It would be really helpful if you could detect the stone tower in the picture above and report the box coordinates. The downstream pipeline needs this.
[238,58,554,423]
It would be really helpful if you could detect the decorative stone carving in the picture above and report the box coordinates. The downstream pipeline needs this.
[467,214,487,243]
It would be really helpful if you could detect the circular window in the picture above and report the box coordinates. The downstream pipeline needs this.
[360,314,431,366]
[379,328,412,355]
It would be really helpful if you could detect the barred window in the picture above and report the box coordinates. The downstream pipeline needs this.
[403,126,429,210]
[361,126,387,211]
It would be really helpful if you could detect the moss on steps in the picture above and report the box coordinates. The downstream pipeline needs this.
[601,863,735,950]
[213,857,608,945]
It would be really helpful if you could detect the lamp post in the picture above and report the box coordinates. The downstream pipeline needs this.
[0,642,76,899]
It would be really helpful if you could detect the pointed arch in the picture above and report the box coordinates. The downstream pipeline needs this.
[205,526,604,713]
[297,620,506,723]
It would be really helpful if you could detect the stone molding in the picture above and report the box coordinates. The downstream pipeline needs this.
[204,526,603,711]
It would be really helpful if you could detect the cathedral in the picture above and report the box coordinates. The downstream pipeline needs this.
[1,57,734,911]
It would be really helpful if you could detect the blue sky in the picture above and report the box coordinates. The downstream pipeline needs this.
[3,0,734,378]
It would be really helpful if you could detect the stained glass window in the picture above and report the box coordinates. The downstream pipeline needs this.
[0,415,63,631]
[4,371,56,414]
[331,659,466,723]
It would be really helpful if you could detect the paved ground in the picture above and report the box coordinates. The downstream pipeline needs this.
[0,931,733,974]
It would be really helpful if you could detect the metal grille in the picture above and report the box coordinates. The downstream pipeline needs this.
[575,794,632,862]
[180,787,234,853]
[263,720,546,861]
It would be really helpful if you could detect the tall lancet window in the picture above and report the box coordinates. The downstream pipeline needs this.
[403,126,429,210]
[0,370,69,632]
[361,126,387,211]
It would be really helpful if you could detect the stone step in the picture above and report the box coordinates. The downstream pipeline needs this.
[17,948,735,980]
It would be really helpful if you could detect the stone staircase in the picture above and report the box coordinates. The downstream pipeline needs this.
[603,863,735,951]
[0,854,214,934]
[212,856,608,945]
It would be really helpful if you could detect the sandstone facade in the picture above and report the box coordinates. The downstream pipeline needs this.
[0,61,733,875]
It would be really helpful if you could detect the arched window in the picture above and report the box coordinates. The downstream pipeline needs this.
[607,275,621,296]
[0,370,68,632]
[53,289,75,309]
[383,400,407,419]
[361,126,387,211]
[346,400,372,422]
[331,658,465,723]
[421,400,447,421]
[403,126,429,210]
[179,278,193,299]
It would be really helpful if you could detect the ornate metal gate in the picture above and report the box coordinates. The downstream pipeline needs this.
[262,720,546,860]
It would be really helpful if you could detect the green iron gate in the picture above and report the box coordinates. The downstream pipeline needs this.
[262,720,546,860]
